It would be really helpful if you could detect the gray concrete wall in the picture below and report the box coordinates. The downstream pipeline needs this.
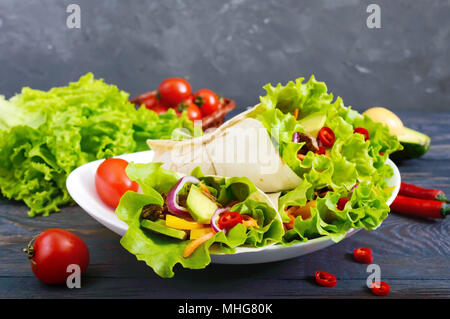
[0,0,449,116]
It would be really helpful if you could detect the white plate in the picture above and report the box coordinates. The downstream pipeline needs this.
[66,150,401,264]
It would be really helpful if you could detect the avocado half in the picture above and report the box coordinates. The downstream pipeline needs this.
[391,126,431,162]
[363,107,431,162]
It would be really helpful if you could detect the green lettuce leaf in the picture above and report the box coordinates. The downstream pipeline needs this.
[116,162,283,277]
[0,73,193,216]
[253,76,401,244]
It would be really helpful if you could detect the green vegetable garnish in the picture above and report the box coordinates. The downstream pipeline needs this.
[249,76,402,244]
[0,73,193,217]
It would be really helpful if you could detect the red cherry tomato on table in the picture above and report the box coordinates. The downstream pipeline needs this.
[318,127,336,148]
[158,78,192,108]
[95,158,139,208]
[370,281,390,296]
[24,229,90,284]
[194,89,219,116]
[178,100,202,121]
[314,270,337,288]
[218,211,243,231]
[353,247,373,264]
[353,127,370,141]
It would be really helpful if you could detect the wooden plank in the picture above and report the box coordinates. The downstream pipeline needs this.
[0,111,448,298]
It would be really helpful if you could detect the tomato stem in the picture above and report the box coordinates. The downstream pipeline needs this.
[23,235,38,266]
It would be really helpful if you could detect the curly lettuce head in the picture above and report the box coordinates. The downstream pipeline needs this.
[0,73,193,216]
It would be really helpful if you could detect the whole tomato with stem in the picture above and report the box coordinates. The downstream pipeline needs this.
[194,89,219,116]
[24,229,90,284]
[140,91,159,109]
[177,99,202,121]
[95,158,139,208]
[158,77,192,108]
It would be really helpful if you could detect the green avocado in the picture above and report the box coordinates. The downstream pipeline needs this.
[141,219,187,240]
[391,126,431,161]
[186,184,218,224]
[298,113,326,138]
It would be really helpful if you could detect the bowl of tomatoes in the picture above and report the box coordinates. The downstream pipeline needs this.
[130,78,235,131]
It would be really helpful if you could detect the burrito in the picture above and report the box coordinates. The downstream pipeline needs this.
[148,75,403,245]
[147,111,302,193]
[115,162,284,278]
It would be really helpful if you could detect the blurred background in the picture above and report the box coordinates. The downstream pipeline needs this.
[0,0,449,116]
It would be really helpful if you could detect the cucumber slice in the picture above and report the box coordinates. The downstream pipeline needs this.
[141,219,187,240]
[298,113,326,138]
[391,126,431,161]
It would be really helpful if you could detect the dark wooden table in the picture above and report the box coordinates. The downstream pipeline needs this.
[1,111,449,299]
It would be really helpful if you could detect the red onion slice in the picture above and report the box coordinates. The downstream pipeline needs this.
[210,207,229,233]
[166,176,200,217]
[292,132,300,143]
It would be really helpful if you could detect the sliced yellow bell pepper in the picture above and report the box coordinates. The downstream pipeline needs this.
[190,227,214,240]
[166,214,206,230]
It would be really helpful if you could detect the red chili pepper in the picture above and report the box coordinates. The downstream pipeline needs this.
[370,281,390,296]
[353,247,373,264]
[316,146,326,155]
[314,270,337,288]
[353,127,370,141]
[318,127,335,148]
[337,197,349,210]
[399,182,447,201]
[390,195,449,219]
[218,211,243,230]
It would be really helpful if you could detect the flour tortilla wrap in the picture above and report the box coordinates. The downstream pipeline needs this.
[117,162,285,277]
[147,107,301,193]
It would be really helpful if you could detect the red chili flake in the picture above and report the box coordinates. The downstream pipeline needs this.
[316,146,326,155]
[353,247,373,264]
[314,270,337,288]
[353,127,370,141]
[370,281,390,296]
[337,197,349,210]
[318,127,336,148]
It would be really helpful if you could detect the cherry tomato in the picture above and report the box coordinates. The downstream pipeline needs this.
[140,91,159,110]
[178,100,202,121]
[218,211,243,231]
[318,127,335,148]
[152,104,169,114]
[370,281,390,296]
[194,89,219,116]
[314,270,337,288]
[130,91,156,106]
[95,158,139,208]
[158,78,192,108]
[337,197,349,210]
[353,127,370,141]
[353,247,373,264]
[24,229,89,284]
